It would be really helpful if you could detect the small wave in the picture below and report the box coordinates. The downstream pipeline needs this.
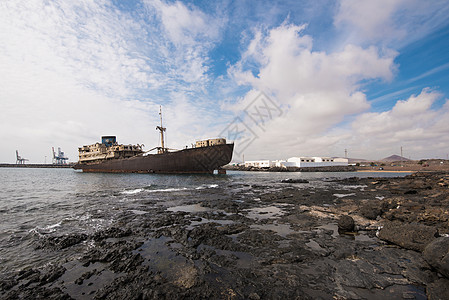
[195,184,219,190]
[121,188,144,195]
[129,209,148,215]
[29,222,62,235]
[148,187,188,193]
[333,193,356,198]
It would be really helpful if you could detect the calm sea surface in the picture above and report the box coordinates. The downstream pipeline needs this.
[0,168,411,274]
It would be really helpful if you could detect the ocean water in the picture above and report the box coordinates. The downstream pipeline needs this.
[0,168,411,274]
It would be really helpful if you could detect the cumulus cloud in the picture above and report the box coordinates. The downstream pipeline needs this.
[149,0,220,46]
[0,0,222,163]
[227,23,397,160]
[334,0,449,46]
[145,0,224,85]
[345,89,449,159]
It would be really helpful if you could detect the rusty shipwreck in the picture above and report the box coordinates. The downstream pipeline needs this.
[73,107,234,174]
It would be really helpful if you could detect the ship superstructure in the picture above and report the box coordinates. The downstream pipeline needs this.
[78,136,144,163]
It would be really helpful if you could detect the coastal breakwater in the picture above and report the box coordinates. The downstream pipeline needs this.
[0,163,74,168]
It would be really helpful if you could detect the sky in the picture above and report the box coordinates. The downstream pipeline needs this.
[1,0,449,163]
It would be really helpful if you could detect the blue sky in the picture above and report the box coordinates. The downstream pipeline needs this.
[1,0,449,163]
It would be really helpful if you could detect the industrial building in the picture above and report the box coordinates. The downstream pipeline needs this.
[282,157,348,168]
[244,160,272,168]
[243,157,348,168]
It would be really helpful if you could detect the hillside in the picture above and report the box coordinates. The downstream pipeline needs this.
[381,155,411,162]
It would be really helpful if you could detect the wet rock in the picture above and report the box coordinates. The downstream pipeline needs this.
[4,286,71,300]
[248,292,261,300]
[378,221,438,252]
[150,212,189,228]
[36,233,88,250]
[335,259,392,289]
[404,190,418,194]
[5,171,449,299]
[109,252,144,273]
[359,202,382,220]
[39,265,66,284]
[0,278,17,291]
[423,237,449,278]
[92,227,132,241]
[332,245,356,260]
[338,215,355,232]
[16,267,40,280]
[75,269,97,285]
[216,223,248,235]
[81,240,143,267]
[426,278,449,300]
[174,265,198,288]
[380,198,399,211]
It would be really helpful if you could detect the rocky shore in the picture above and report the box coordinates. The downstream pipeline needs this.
[2,172,449,299]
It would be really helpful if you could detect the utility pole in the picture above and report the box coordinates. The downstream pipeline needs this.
[344,149,348,158]
[400,146,403,167]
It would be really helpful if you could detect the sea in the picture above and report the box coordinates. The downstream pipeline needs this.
[0,167,411,275]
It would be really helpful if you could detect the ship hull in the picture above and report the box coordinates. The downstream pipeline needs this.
[73,143,234,174]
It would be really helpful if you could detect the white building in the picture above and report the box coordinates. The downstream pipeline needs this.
[273,160,286,167]
[244,160,273,168]
[282,157,348,168]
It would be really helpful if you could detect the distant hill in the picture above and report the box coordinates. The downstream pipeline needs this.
[347,158,368,163]
[381,155,411,162]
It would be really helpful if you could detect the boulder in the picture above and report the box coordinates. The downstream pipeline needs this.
[426,278,449,300]
[423,237,449,278]
[359,202,382,220]
[378,221,438,252]
[338,215,355,232]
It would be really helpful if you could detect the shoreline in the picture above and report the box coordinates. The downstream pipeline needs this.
[2,171,449,299]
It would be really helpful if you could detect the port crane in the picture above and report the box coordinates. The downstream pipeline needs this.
[52,147,69,165]
[16,150,28,164]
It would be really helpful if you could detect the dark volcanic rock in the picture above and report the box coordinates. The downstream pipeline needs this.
[4,171,449,299]
[378,221,438,252]
[359,202,382,220]
[93,227,132,241]
[39,265,66,284]
[423,237,449,278]
[426,278,449,300]
[36,233,88,250]
[338,215,355,232]
[4,286,71,300]
[335,259,391,289]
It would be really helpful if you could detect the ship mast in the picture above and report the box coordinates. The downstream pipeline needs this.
[156,105,166,154]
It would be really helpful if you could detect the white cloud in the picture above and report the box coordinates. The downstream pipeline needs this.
[144,0,224,85]
[227,23,397,160]
[334,0,449,46]
[344,89,449,159]
[150,0,220,46]
[0,0,223,163]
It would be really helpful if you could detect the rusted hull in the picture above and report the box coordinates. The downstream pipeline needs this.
[73,143,234,174]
